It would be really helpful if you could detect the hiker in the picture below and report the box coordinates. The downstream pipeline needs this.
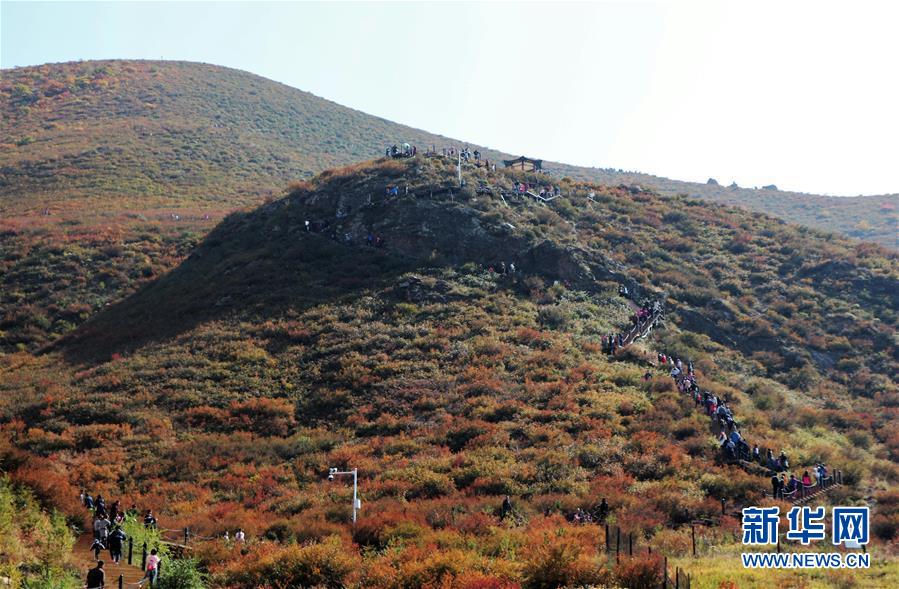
[94,514,111,541]
[235,528,246,543]
[500,261,507,275]
[305,220,310,232]
[771,474,781,499]
[753,446,761,463]
[85,493,95,510]
[138,548,161,587]
[779,451,789,471]
[95,495,107,516]
[86,560,106,589]
[89,532,106,558]
[143,510,157,529]
[788,474,799,493]
[108,527,126,564]
[509,262,516,273]
[596,498,609,522]
[109,500,121,523]
[801,470,812,487]
[501,496,513,520]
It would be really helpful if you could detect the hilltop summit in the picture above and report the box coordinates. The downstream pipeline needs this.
[63,155,897,395]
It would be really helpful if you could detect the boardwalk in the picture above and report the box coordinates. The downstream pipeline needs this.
[73,533,145,588]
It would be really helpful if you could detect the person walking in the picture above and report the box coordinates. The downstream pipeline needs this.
[107,526,127,564]
[94,514,111,542]
[138,548,161,587]
[143,510,157,529]
[501,496,513,520]
[86,560,106,589]
[89,537,106,560]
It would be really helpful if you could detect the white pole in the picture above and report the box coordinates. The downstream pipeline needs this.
[352,469,358,526]
[458,152,462,188]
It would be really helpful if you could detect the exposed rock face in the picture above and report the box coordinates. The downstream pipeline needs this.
[762,184,778,191]
[707,178,719,186]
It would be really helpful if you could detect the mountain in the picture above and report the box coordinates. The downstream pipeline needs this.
[1,60,895,356]
[1,60,896,245]
[2,157,897,587]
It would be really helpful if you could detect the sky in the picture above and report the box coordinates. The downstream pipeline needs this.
[2,0,898,196]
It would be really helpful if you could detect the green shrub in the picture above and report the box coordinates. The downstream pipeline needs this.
[156,558,206,589]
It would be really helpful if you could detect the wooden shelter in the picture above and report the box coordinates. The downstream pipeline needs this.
[503,156,543,172]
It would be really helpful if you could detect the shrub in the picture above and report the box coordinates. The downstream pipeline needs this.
[223,536,355,589]
[522,536,606,589]
[613,554,664,589]
[156,558,206,589]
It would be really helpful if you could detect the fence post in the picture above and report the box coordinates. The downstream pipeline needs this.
[721,498,726,515]
[141,542,148,571]
[663,556,668,589]
[157,558,162,580]
[128,537,133,565]
[692,524,696,557]
[605,523,610,552]
[629,533,633,556]
[676,567,680,589]
[118,573,123,589]
[616,527,621,559]
[184,527,190,545]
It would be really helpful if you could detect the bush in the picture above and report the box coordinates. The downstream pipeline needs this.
[224,537,355,589]
[156,558,207,589]
[522,536,606,589]
[613,554,665,589]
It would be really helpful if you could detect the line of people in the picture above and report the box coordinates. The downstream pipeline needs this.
[655,354,832,502]
[81,489,160,587]
[604,300,662,354]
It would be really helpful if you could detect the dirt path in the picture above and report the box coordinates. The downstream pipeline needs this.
[73,533,145,588]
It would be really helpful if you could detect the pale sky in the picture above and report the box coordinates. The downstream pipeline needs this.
[3,1,898,196]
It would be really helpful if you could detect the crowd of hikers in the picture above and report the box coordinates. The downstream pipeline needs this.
[603,299,662,355]
[386,143,416,158]
[81,488,251,587]
[654,352,833,500]
[80,489,160,588]
[510,181,562,199]
[597,286,835,505]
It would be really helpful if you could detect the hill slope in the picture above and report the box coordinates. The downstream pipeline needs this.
[1,59,896,247]
[2,60,896,356]
[2,157,898,587]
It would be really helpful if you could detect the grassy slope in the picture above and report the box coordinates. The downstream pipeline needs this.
[1,60,895,354]
[1,59,896,244]
[2,158,897,587]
